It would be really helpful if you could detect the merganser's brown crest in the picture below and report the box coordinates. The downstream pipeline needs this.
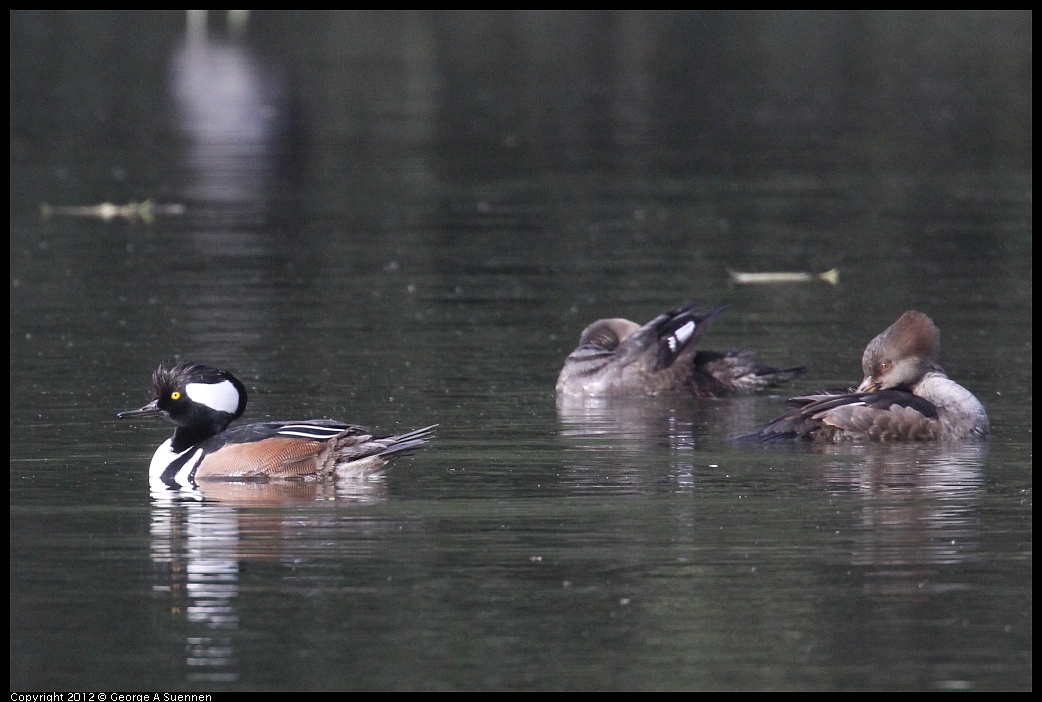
[857,310,941,392]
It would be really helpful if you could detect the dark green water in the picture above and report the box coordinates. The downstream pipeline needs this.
[10,11,1031,691]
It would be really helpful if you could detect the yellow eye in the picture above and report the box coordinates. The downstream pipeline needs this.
[170,391,182,400]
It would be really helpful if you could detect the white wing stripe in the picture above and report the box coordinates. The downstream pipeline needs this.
[277,425,347,439]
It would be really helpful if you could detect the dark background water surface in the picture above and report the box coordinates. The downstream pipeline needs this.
[10,11,1031,691]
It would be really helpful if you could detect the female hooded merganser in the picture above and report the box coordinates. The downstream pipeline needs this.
[118,362,435,485]
[555,304,806,397]
[746,310,990,441]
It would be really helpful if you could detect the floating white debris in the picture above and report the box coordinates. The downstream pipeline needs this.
[40,200,186,224]
[728,267,839,285]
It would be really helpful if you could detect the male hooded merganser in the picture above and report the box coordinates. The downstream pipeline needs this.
[118,362,435,486]
[745,310,990,441]
[555,304,806,397]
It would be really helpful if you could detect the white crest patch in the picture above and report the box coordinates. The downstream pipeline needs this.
[185,379,240,414]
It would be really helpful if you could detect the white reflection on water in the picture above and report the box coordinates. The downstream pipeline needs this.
[148,475,392,682]
[170,34,282,205]
[151,503,240,682]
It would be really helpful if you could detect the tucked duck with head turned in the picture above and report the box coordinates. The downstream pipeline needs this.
[556,304,805,397]
[745,310,989,441]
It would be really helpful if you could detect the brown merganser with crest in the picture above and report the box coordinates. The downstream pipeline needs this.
[745,310,989,441]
